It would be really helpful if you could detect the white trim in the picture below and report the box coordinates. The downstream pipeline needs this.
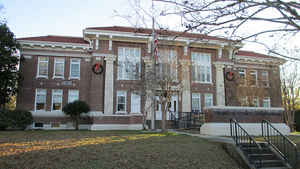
[116,90,127,112]
[235,55,285,65]
[30,110,143,117]
[83,29,237,47]
[90,124,143,130]
[34,89,47,112]
[69,58,81,80]
[18,40,90,49]
[21,50,91,58]
[200,123,290,136]
[204,106,283,111]
[53,58,65,79]
[68,89,79,103]
[192,93,201,112]
[51,89,63,111]
[36,56,49,79]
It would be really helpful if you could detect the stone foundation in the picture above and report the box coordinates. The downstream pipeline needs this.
[200,106,289,136]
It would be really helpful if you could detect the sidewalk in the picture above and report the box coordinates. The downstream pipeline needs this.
[170,130,235,144]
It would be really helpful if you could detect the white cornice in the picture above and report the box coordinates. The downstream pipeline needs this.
[83,29,242,48]
[20,50,91,58]
[18,40,90,50]
[235,55,285,65]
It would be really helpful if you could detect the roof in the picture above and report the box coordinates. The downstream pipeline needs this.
[236,50,277,59]
[85,26,231,42]
[17,35,89,44]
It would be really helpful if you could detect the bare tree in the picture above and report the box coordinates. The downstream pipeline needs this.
[154,0,300,60]
[281,62,300,131]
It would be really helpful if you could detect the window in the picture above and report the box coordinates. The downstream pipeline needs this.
[238,68,246,85]
[116,91,126,112]
[204,93,213,107]
[240,96,248,106]
[118,47,141,80]
[249,70,257,86]
[263,97,271,108]
[157,49,177,80]
[34,123,44,128]
[261,71,269,87]
[51,122,60,128]
[69,59,80,79]
[52,89,63,111]
[35,89,46,111]
[252,96,259,107]
[192,93,201,112]
[131,92,141,113]
[68,90,79,103]
[191,52,211,83]
[53,58,65,78]
[37,57,48,78]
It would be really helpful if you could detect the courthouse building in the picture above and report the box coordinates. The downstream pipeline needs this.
[16,26,285,130]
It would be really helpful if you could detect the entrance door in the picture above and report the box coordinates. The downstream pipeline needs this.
[155,95,178,120]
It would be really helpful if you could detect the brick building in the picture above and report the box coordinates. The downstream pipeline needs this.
[16,26,285,130]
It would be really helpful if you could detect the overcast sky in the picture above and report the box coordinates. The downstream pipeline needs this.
[1,0,299,54]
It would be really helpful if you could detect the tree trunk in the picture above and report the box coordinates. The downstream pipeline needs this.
[75,116,79,130]
[161,101,167,132]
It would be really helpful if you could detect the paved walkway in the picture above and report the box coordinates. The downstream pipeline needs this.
[170,130,235,144]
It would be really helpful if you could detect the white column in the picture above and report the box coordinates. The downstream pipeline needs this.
[228,48,233,59]
[95,34,99,50]
[104,55,116,114]
[109,35,112,51]
[214,63,225,106]
[180,59,191,112]
[143,57,155,129]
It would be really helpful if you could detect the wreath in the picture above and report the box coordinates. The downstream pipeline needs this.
[92,63,104,75]
[225,71,235,81]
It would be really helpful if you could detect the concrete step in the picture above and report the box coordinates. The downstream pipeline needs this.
[253,159,286,168]
[248,153,278,161]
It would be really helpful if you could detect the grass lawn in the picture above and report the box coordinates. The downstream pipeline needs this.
[0,130,242,169]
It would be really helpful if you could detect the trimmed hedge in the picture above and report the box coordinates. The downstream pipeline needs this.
[0,109,33,130]
[295,109,300,132]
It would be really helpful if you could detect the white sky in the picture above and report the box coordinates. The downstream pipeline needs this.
[1,0,299,55]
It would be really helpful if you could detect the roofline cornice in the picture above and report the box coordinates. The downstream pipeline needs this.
[18,40,90,50]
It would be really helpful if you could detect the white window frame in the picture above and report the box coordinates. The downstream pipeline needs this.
[116,91,127,113]
[51,89,63,111]
[68,90,79,103]
[157,49,178,80]
[263,97,271,108]
[117,47,141,80]
[240,96,248,106]
[204,93,213,108]
[130,92,141,113]
[252,96,259,107]
[249,70,258,86]
[192,93,201,112]
[238,68,246,85]
[35,89,47,112]
[261,71,269,87]
[69,58,81,80]
[37,56,49,78]
[191,52,212,84]
[53,58,65,79]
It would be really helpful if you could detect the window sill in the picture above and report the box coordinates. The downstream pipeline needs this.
[115,111,127,114]
[192,81,213,85]
[53,76,64,80]
[69,77,80,80]
[36,76,48,79]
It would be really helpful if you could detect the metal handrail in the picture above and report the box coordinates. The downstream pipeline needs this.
[230,119,262,168]
[262,120,298,168]
[230,119,262,148]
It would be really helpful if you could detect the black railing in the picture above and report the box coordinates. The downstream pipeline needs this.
[169,111,204,129]
[230,119,263,168]
[230,119,262,148]
[262,120,298,168]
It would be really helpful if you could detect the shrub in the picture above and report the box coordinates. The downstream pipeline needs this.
[62,100,90,130]
[8,109,33,130]
[0,109,10,130]
[295,109,300,132]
